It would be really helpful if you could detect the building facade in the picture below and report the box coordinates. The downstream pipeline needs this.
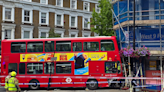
[112,0,164,90]
[0,0,100,40]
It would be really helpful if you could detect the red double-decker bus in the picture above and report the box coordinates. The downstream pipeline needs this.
[1,36,123,90]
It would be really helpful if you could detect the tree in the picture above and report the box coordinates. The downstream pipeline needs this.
[90,0,114,36]
[48,29,61,38]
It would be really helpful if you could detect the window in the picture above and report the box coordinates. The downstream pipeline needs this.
[56,0,63,7]
[95,4,100,13]
[56,62,71,74]
[73,42,82,51]
[45,41,54,52]
[39,12,49,25]
[24,31,30,38]
[101,40,115,51]
[83,42,99,51]
[11,42,26,53]
[82,31,91,37]
[41,32,46,38]
[57,15,62,25]
[105,62,117,73]
[40,0,48,4]
[71,34,75,37]
[27,63,43,74]
[83,18,90,29]
[71,17,75,27]
[24,10,30,22]
[19,63,25,74]
[27,42,43,52]
[44,62,54,74]
[21,25,33,39]
[5,8,11,20]
[83,2,90,11]
[70,0,77,9]
[3,7,14,22]
[84,18,88,28]
[22,9,33,23]
[4,29,11,39]
[8,63,17,73]
[56,41,71,51]
[41,13,46,24]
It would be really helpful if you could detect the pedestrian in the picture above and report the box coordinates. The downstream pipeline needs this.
[5,72,11,92]
[7,71,21,92]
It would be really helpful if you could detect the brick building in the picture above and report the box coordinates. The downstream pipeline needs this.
[0,0,100,40]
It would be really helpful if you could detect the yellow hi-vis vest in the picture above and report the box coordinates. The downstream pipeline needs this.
[8,77,18,91]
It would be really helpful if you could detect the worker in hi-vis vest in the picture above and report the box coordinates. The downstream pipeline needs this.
[7,71,21,92]
[5,72,11,92]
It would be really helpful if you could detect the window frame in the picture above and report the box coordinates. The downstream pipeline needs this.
[27,63,43,74]
[83,17,90,29]
[56,62,72,74]
[40,0,48,4]
[22,0,32,2]
[95,4,100,13]
[22,9,33,24]
[100,40,115,51]
[55,14,64,26]
[11,42,26,53]
[83,2,90,11]
[105,61,118,74]
[70,0,77,9]
[38,27,50,38]
[8,63,18,73]
[39,12,49,25]
[45,41,54,52]
[72,42,82,51]
[69,16,77,28]
[56,41,71,52]
[21,25,34,39]
[3,7,15,22]
[56,0,63,7]
[19,63,26,74]
[27,41,43,52]
[83,41,100,51]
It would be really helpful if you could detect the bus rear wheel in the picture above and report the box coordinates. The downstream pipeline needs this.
[29,79,40,90]
[87,80,98,90]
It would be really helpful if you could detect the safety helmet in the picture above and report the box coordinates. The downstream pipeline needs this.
[11,71,17,77]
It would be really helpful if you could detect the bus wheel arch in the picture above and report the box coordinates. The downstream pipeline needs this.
[29,79,40,90]
[86,79,98,90]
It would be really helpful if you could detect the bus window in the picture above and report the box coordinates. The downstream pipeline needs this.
[73,42,82,51]
[44,62,54,74]
[45,41,54,52]
[27,63,43,74]
[11,42,26,53]
[101,40,115,51]
[83,42,99,51]
[56,41,71,52]
[19,63,25,74]
[8,63,17,73]
[27,42,43,52]
[56,62,71,74]
[105,62,117,73]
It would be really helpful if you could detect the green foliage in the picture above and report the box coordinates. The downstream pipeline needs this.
[48,29,61,38]
[90,0,114,36]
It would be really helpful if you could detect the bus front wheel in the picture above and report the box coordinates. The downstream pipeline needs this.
[29,79,40,90]
[87,80,98,90]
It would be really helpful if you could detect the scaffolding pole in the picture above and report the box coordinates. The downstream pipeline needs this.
[159,0,163,92]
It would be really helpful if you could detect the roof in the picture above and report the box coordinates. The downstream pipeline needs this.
[2,36,116,42]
